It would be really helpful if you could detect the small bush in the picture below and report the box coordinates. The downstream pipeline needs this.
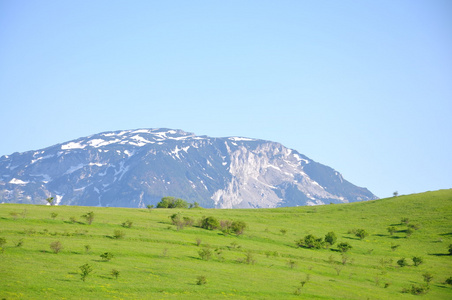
[196,275,207,285]
[100,252,114,261]
[412,256,423,267]
[79,263,93,282]
[445,276,452,285]
[82,211,95,225]
[111,269,120,279]
[50,212,58,220]
[198,247,212,261]
[200,216,219,230]
[288,259,298,269]
[405,228,414,238]
[121,220,133,228]
[280,229,287,235]
[195,238,202,246]
[296,234,324,249]
[50,241,63,254]
[397,258,408,267]
[401,217,410,225]
[15,238,24,247]
[84,245,91,253]
[337,242,352,253]
[324,231,337,247]
[355,229,368,240]
[387,226,396,235]
[448,244,452,255]
[402,284,429,295]
[0,237,6,248]
[231,220,247,235]
[113,230,125,239]
[69,216,77,223]
[423,272,433,285]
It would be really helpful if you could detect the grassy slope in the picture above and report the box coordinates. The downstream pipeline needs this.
[0,189,451,299]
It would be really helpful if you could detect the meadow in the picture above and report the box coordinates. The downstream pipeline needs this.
[1,189,451,299]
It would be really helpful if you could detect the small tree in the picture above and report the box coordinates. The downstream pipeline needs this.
[146,204,154,210]
[198,247,212,261]
[111,269,120,279]
[355,229,368,240]
[387,226,396,235]
[200,216,219,230]
[324,232,337,247]
[405,228,414,238]
[448,244,452,255]
[100,252,114,261]
[337,242,352,253]
[231,220,247,235]
[393,191,398,197]
[412,256,423,267]
[156,197,189,208]
[121,220,133,228]
[50,241,63,254]
[46,197,54,206]
[82,211,95,225]
[423,272,433,285]
[401,217,410,225]
[445,277,452,285]
[113,230,125,239]
[397,258,408,267]
[79,263,93,282]
[196,275,207,285]
[288,259,298,269]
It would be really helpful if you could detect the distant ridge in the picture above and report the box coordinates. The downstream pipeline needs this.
[0,128,377,208]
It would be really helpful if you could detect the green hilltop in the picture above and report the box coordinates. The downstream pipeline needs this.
[1,189,451,299]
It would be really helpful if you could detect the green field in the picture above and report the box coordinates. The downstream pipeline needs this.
[1,189,451,299]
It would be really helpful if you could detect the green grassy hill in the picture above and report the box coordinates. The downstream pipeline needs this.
[1,189,451,299]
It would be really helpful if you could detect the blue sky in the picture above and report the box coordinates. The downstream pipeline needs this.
[1,0,451,198]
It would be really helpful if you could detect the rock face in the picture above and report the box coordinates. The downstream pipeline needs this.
[0,128,377,208]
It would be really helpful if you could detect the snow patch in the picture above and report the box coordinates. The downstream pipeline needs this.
[228,137,255,141]
[9,178,29,185]
[64,164,85,175]
[61,142,86,150]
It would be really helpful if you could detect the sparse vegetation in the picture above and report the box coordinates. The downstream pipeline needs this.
[50,241,63,254]
[0,190,451,299]
[111,269,120,279]
[79,263,93,282]
[196,275,207,285]
[82,211,95,225]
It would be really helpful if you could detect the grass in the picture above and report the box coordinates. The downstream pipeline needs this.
[0,189,451,299]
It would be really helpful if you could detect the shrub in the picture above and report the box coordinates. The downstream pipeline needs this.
[69,216,77,223]
[82,211,95,225]
[423,272,433,285]
[405,228,414,238]
[50,212,58,220]
[243,251,256,265]
[50,241,63,254]
[100,252,114,261]
[111,269,120,279]
[121,220,133,228]
[231,220,247,235]
[15,239,24,247]
[324,232,337,247]
[387,226,396,235]
[337,242,352,253]
[397,258,408,267]
[412,256,423,267]
[280,229,287,235]
[355,229,368,240]
[448,244,452,255]
[79,263,93,282]
[84,245,91,253]
[200,216,219,230]
[401,217,410,225]
[196,275,207,285]
[195,238,202,246]
[113,230,125,239]
[0,237,6,248]
[402,284,429,295]
[288,259,298,269]
[198,247,212,261]
[146,204,154,209]
[445,276,452,285]
[156,197,188,208]
[296,234,324,249]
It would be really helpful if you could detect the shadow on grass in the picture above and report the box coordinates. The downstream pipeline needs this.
[428,253,450,257]
[439,232,452,236]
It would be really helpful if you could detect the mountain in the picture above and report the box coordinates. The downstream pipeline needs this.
[0,128,377,208]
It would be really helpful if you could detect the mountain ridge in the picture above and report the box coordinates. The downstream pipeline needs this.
[0,128,377,208]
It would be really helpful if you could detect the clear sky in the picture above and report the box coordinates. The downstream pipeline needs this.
[1,0,451,198]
